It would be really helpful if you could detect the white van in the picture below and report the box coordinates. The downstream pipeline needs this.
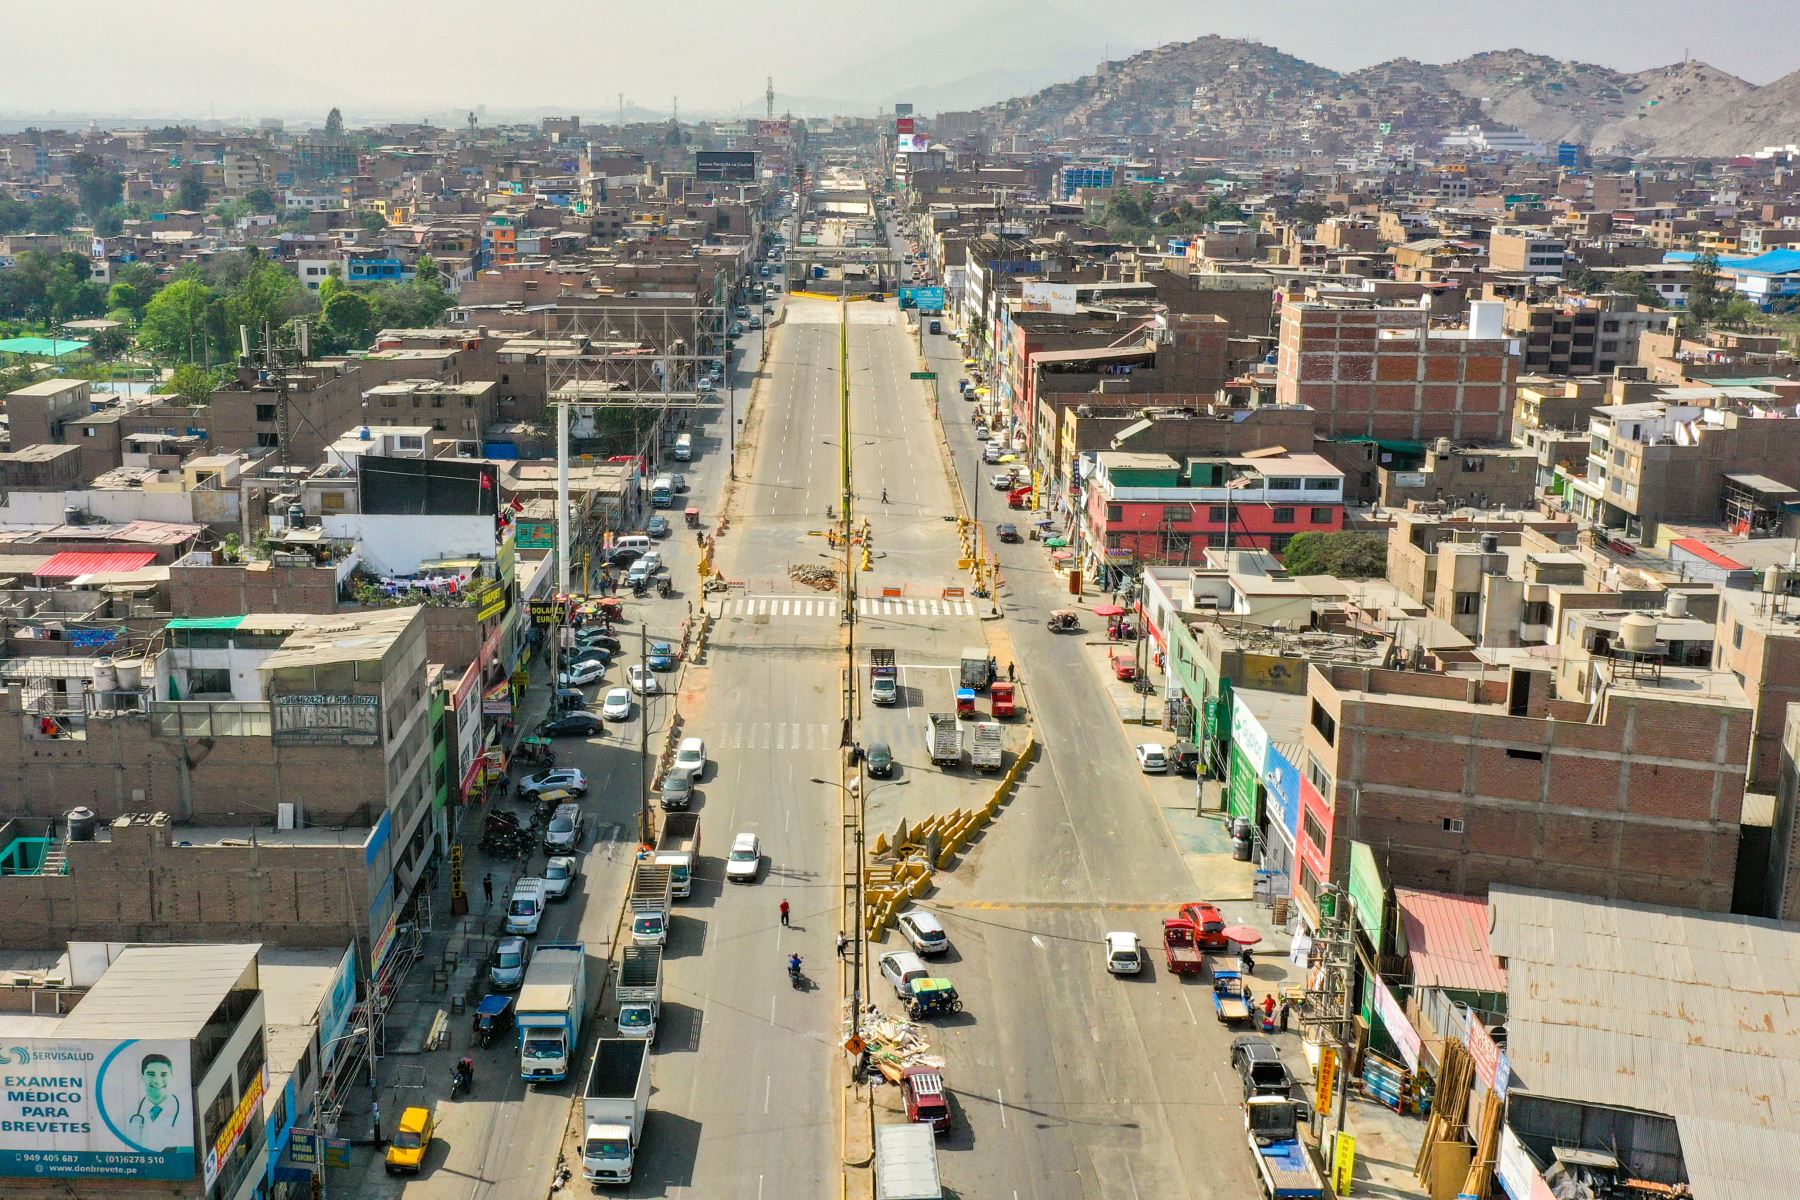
[505,878,548,935]
[609,534,653,564]
[672,433,693,462]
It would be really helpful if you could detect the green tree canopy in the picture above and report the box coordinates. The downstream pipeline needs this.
[27,195,77,234]
[138,278,220,362]
[245,188,277,214]
[176,169,208,212]
[321,289,377,353]
[358,210,388,234]
[162,363,226,402]
[1280,531,1387,579]
[1687,250,1722,327]
[70,153,124,220]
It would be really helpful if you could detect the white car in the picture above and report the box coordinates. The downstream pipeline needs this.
[1105,932,1144,974]
[639,550,662,574]
[542,855,578,900]
[989,471,1013,489]
[518,768,588,799]
[983,445,1002,464]
[725,832,761,882]
[629,664,661,695]
[673,737,707,781]
[559,660,606,687]
[897,909,949,955]
[879,951,931,999]
[601,687,633,721]
[1135,743,1169,773]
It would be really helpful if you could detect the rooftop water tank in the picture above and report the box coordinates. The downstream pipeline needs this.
[1619,612,1659,654]
[1665,591,1689,618]
[66,807,97,842]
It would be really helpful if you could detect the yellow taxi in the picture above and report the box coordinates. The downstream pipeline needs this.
[384,1106,434,1174]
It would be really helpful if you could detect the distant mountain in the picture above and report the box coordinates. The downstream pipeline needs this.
[963,35,1800,157]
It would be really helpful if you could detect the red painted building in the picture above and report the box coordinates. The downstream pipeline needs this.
[1081,450,1345,578]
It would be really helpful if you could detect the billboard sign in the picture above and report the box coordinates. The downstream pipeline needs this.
[1263,745,1301,841]
[695,151,757,182]
[0,1039,197,1181]
[317,947,358,1073]
[897,287,946,312]
[896,134,932,154]
[271,694,381,747]
[895,117,915,135]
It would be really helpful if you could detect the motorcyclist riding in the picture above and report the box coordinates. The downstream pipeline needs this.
[454,1056,474,1094]
[787,953,803,978]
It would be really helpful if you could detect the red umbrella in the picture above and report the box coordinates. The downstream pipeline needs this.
[1222,925,1263,947]
[1092,603,1125,617]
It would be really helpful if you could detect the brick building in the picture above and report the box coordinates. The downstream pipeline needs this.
[1274,300,1518,442]
[1082,450,1344,578]
[1294,662,1751,924]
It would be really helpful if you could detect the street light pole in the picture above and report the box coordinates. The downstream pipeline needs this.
[311,1024,370,1200]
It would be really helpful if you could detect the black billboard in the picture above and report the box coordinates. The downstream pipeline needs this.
[696,150,758,182]
[359,455,500,516]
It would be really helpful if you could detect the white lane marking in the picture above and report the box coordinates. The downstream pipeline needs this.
[1181,992,1198,1026]
[1030,935,1045,949]
[998,1087,1006,1129]
[764,1076,771,1114]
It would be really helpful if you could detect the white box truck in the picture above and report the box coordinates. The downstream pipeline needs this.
[583,1039,651,1185]
[516,942,587,1083]
[615,946,664,1040]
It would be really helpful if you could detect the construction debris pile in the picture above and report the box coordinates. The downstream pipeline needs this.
[844,1003,943,1082]
[789,564,839,591]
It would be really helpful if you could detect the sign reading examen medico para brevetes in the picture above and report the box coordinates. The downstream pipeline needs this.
[271,693,381,746]
[0,1039,197,1181]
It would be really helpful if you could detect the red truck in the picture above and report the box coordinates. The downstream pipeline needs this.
[1162,919,1207,976]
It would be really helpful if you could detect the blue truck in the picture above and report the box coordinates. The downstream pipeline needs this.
[1244,1094,1322,1199]
[517,942,587,1083]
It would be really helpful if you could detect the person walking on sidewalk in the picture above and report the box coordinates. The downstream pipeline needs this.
[1278,995,1292,1033]
[481,872,493,905]
[779,899,791,927]
[1006,662,1016,682]
[836,931,847,959]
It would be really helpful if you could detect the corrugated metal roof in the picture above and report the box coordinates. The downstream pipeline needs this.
[1489,886,1800,1199]
[34,550,158,578]
[58,945,260,1039]
[1395,888,1506,994]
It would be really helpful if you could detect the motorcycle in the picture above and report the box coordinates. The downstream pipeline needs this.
[787,956,806,991]
[451,1056,474,1098]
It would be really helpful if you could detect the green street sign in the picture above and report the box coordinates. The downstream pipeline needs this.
[909,371,936,380]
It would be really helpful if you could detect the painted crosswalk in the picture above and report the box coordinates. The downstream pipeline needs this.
[715,595,976,619]
[711,721,839,752]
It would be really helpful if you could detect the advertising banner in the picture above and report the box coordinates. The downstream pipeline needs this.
[1347,842,1386,946]
[203,1069,263,1189]
[1227,694,1269,823]
[317,947,358,1073]
[1371,975,1421,1070]
[271,694,381,747]
[0,1039,197,1181]
[1264,745,1301,841]
[1332,1133,1356,1195]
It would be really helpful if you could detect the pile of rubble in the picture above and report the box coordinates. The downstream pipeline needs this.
[843,1003,943,1082]
[789,564,839,592]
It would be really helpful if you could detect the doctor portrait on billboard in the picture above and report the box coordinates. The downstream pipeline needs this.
[123,1052,186,1152]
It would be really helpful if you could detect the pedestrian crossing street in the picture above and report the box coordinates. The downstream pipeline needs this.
[711,720,840,752]
[715,595,977,619]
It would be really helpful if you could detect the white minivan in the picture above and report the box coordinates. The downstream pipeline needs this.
[672,433,693,462]
[505,879,548,935]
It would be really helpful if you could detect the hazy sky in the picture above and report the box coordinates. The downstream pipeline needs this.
[7,0,1796,122]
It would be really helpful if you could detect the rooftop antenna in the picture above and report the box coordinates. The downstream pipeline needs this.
[618,92,625,127]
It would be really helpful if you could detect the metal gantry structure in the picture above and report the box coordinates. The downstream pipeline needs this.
[542,273,738,594]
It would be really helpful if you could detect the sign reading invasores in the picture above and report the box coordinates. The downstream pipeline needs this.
[271,693,381,746]
[0,1039,196,1181]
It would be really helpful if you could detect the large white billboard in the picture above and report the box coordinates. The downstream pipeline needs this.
[0,1039,196,1181]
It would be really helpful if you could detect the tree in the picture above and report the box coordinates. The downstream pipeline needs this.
[176,168,208,212]
[1279,531,1387,579]
[27,195,77,234]
[0,192,29,234]
[222,259,314,344]
[44,253,105,321]
[1687,250,1721,326]
[1292,200,1330,226]
[138,278,219,362]
[70,153,124,221]
[245,188,277,214]
[321,289,376,352]
[163,363,225,402]
[358,209,388,234]
[324,107,344,136]
[93,206,125,237]
[1608,271,1665,309]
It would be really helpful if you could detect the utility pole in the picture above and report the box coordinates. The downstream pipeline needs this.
[243,321,308,473]
[1302,886,1357,1168]
[638,622,652,847]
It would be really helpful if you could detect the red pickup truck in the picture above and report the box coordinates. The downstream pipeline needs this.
[1162,919,1206,976]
